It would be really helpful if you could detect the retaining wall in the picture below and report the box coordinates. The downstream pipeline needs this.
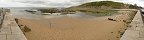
[120,10,144,40]
[0,12,27,40]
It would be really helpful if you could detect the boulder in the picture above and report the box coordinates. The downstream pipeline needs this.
[108,18,116,21]
[20,25,31,32]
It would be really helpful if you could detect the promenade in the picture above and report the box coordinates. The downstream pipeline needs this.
[0,12,27,40]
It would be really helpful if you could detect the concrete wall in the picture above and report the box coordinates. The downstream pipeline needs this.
[0,10,27,40]
[120,10,144,40]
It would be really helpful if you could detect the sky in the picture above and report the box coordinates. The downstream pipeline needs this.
[0,0,144,7]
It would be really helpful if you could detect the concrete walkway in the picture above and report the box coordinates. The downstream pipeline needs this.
[0,13,27,40]
[120,10,144,40]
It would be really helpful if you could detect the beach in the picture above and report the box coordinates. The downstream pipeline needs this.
[15,11,135,40]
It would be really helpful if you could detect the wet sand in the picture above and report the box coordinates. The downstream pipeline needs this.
[17,13,130,40]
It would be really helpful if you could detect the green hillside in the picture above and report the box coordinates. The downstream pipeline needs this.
[79,1,139,9]
[61,1,140,15]
[65,1,140,11]
[38,1,140,16]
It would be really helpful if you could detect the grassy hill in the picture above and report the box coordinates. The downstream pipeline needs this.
[60,1,140,15]
[38,1,140,16]
[64,1,140,12]
[78,1,139,9]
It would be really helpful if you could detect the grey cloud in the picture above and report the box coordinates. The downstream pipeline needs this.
[19,1,48,4]
[14,0,77,7]
[4,0,143,7]
[71,0,90,3]
[45,2,74,7]
[140,0,144,1]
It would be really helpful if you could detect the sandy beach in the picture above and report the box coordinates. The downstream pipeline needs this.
[16,11,135,40]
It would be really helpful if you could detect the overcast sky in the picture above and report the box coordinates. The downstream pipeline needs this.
[0,0,144,7]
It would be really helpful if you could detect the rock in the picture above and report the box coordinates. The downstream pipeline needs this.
[23,26,31,32]
[127,25,131,27]
[15,18,19,23]
[19,25,31,32]
[123,20,126,22]
[123,20,131,24]
[111,32,114,33]
[18,25,23,26]
[108,18,116,21]
[120,31,124,36]
[116,36,119,38]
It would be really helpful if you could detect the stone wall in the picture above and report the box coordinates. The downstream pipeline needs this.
[120,10,144,40]
[0,12,27,40]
